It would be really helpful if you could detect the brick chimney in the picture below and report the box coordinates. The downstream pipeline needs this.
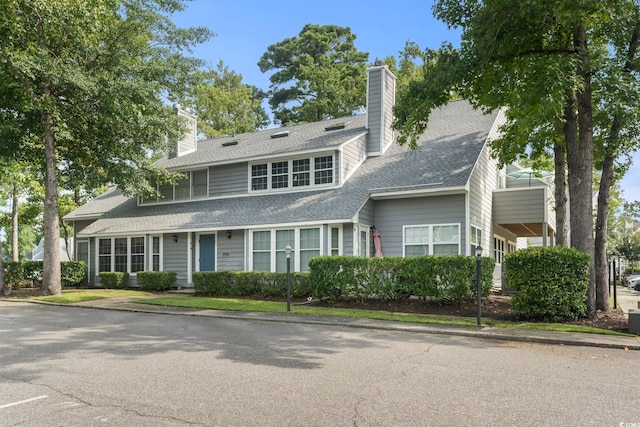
[366,61,396,156]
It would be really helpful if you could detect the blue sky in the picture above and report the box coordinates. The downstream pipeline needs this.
[172,0,640,203]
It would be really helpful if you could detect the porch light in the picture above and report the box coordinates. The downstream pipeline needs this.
[475,245,483,258]
[172,234,178,243]
[226,230,232,240]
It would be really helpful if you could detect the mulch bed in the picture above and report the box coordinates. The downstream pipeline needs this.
[308,294,630,333]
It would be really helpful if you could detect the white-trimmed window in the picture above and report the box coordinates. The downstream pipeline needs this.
[314,156,333,184]
[150,235,162,271]
[251,227,323,272]
[470,225,482,253]
[275,229,295,272]
[330,226,342,256]
[356,225,371,257]
[252,231,271,271]
[494,236,506,264]
[299,228,320,272]
[403,224,460,257]
[249,154,334,192]
[141,169,208,204]
[507,241,516,254]
[97,236,146,274]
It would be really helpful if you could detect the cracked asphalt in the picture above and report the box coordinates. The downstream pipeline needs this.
[1,301,640,426]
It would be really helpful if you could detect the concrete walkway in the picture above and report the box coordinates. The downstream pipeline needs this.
[15,286,640,351]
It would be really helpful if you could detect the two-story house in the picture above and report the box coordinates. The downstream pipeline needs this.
[64,62,556,290]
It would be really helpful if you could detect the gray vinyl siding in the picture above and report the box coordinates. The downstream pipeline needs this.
[163,232,189,285]
[367,68,383,154]
[342,134,367,181]
[217,230,245,271]
[468,143,499,256]
[343,223,354,256]
[210,163,248,197]
[366,66,396,155]
[73,220,95,234]
[373,194,466,257]
[493,188,548,224]
[380,69,395,152]
[358,199,375,226]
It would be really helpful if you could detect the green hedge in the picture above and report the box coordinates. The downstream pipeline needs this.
[3,261,86,288]
[98,272,129,289]
[309,255,495,304]
[136,271,177,291]
[504,246,590,321]
[193,271,312,298]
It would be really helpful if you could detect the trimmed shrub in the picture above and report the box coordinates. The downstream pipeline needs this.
[193,271,312,298]
[505,246,590,321]
[61,262,86,287]
[3,261,86,289]
[136,271,177,291]
[309,255,495,304]
[99,272,129,289]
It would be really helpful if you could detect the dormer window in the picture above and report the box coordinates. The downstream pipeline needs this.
[250,154,334,192]
[140,168,209,204]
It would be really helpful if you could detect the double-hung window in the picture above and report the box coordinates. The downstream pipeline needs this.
[251,164,268,191]
[494,236,505,264]
[271,161,289,189]
[141,169,208,204]
[314,156,333,185]
[470,226,482,253]
[403,224,460,257]
[97,237,146,274]
[251,227,322,272]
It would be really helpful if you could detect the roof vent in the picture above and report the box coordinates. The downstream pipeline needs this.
[221,137,246,147]
[270,130,290,139]
[325,121,351,131]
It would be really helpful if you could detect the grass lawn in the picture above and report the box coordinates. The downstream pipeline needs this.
[11,290,632,337]
[135,296,633,337]
[31,289,152,304]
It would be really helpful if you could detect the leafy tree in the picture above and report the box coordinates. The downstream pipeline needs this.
[0,0,212,295]
[592,6,640,310]
[258,24,369,124]
[393,0,638,319]
[0,160,43,261]
[188,61,269,138]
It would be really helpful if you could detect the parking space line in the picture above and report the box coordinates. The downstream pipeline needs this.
[0,395,49,410]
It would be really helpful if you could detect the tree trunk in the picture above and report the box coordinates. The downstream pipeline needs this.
[569,26,596,319]
[595,155,613,312]
[0,243,7,296]
[594,19,640,312]
[11,183,19,261]
[554,140,568,247]
[41,110,62,296]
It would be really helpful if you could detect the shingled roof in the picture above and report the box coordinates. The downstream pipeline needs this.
[67,101,500,236]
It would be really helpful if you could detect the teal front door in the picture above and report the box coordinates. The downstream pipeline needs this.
[199,234,215,271]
